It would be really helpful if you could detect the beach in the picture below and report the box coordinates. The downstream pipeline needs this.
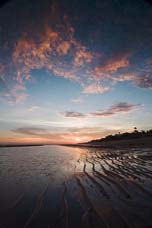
[0,145,152,228]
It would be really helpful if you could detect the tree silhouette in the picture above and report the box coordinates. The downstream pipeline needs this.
[88,128,152,144]
[134,127,138,133]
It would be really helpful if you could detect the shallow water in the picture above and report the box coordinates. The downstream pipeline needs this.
[0,145,152,228]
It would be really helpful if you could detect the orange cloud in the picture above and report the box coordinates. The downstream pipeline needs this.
[74,49,93,66]
[1,13,152,104]
[12,28,59,82]
[56,41,71,55]
[11,19,95,88]
[94,56,129,78]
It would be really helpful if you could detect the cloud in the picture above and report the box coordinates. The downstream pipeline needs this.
[73,49,93,67]
[56,41,71,55]
[0,0,152,103]
[13,127,50,136]
[0,63,5,75]
[91,102,142,117]
[135,74,152,89]
[11,126,120,144]
[113,72,152,89]
[94,56,129,77]
[28,106,40,112]
[83,83,110,94]
[63,102,142,118]
[62,111,86,118]
[12,127,66,142]
[11,19,95,86]
[71,96,84,103]
[0,84,28,105]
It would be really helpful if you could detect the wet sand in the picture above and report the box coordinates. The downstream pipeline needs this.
[0,145,152,228]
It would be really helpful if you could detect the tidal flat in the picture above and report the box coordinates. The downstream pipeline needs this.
[0,145,152,228]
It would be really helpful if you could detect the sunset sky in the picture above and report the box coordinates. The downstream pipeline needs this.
[0,0,152,144]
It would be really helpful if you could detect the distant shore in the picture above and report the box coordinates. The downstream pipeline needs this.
[0,144,45,148]
[87,137,152,148]
[62,136,152,149]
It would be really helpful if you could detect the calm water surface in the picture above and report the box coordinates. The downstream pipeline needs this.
[0,145,84,227]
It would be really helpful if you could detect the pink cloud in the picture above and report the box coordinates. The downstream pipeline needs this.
[93,55,130,81]
[11,126,120,144]
[91,102,142,117]
[1,12,152,104]
[63,102,142,118]
[73,49,93,67]
[11,20,95,86]
[83,83,110,94]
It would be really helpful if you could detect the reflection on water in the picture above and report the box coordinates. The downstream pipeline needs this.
[0,145,85,227]
[0,145,152,227]
[0,145,83,203]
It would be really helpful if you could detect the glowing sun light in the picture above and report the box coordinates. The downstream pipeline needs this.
[75,137,81,142]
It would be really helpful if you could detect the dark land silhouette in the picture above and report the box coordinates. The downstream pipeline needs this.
[85,128,152,148]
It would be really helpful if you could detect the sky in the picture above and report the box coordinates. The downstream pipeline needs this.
[0,0,152,145]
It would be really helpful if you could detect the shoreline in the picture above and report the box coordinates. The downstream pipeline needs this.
[62,136,152,149]
[1,136,152,149]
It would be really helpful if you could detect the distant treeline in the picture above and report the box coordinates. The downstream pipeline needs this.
[88,128,152,144]
[0,144,45,148]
